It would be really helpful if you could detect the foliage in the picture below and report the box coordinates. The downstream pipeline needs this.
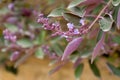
[0,0,120,79]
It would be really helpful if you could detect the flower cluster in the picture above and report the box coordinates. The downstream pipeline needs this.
[37,14,89,41]
[37,14,61,31]
[3,29,17,43]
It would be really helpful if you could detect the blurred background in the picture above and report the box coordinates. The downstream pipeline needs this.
[0,0,120,80]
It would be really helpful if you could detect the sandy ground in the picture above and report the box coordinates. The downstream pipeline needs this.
[0,56,120,80]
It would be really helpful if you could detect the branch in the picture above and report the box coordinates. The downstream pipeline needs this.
[88,0,112,30]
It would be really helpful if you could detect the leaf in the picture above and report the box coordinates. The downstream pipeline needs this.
[48,63,65,75]
[48,60,68,75]
[117,8,120,29]
[62,13,81,26]
[0,7,9,15]
[73,58,82,68]
[51,43,63,56]
[62,37,83,60]
[68,0,85,8]
[16,38,33,48]
[89,60,101,78]
[106,62,120,76]
[112,0,120,6]
[99,15,114,32]
[96,29,103,42]
[34,31,46,45]
[0,35,4,46]
[112,35,120,44]
[14,53,32,68]
[35,48,44,59]
[78,0,103,14]
[67,6,85,17]
[4,23,18,33]
[78,0,103,6]
[48,8,66,17]
[112,5,120,21]
[91,33,105,63]
[74,63,84,80]
[79,49,92,58]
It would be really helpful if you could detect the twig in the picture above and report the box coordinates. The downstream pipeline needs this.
[88,0,112,30]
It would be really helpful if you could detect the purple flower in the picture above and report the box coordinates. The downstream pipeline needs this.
[79,19,85,26]
[3,29,17,43]
[67,23,74,30]
[37,13,49,24]
[37,13,61,31]
[10,51,20,61]
[8,3,14,11]
[73,29,80,34]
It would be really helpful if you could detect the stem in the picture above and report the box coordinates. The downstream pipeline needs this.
[88,0,112,30]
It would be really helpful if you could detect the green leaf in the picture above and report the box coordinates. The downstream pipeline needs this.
[67,6,84,17]
[4,23,18,33]
[34,31,46,45]
[112,35,120,44]
[112,0,120,6]
[51,43,63,56]
[112,4,120,21]
[48,8,66,17]
[35,48,44,59]
[68,0,85,8]
[74,63,84,80]
[48,0,55,4]
[62,13,81,26]
[0,7,9,15]
[79,50,91,58]
[96,29,103,42]
[0,35,4,46]
[106,62,120,76]
[89,60,101,78]
[99,16,114,32]
[16,38,33,48]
